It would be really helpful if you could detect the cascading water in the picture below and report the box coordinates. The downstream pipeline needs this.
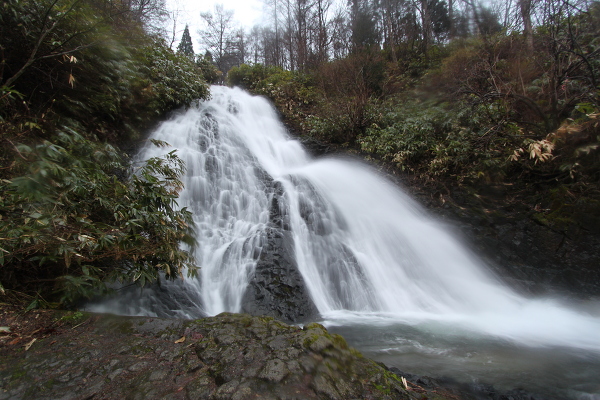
[89,86,600,399]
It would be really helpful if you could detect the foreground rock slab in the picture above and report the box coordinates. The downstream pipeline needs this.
[0,311,457,400]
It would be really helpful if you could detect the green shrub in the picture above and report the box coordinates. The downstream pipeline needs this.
[0,0,211,306]
[0,131,197,304]
[359,97,516,181]
[196,55,220,84]
[1,0,209,142]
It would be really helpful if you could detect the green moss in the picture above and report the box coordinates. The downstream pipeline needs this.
[349,348,363,358]
[43,378,55,390]
[331,334,349,350]
[11,370,27,380]
[302,333,319,348]
[304,322,326,331]
[58,311,88,325]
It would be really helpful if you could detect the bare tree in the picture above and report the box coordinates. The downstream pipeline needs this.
[293,0,312,70]
[166,5,183,49]
[199,4,237,72]
[519,0,534,51]
[129,0,168,27]
[313,0,331,64]
[329,6,351,59]
[283,0,296,69]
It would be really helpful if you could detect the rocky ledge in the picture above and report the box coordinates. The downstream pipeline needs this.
[1,310,461,400]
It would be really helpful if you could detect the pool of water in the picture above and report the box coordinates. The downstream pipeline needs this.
[326,319,600,399]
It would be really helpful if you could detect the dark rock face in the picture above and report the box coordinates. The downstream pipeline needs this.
[298,136,339,157]
[465,216,600,297]
[241,227,319,323]
[242,182,319,323]
[401,178,600,298]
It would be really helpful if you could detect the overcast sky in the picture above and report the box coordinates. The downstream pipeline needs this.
[166,0,265,52]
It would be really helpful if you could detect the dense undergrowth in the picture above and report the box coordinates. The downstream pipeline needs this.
[1,0,209,305]
[227,4,600,233]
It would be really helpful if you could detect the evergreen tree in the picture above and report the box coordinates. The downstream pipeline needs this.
[177,25,195,59]
[349,0,379,51]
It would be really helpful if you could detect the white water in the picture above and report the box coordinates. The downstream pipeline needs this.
[89,86,600,398]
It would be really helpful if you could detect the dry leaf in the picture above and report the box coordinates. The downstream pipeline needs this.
[24,338,36,351]
[401,376,409,390]
[174,336,186,344]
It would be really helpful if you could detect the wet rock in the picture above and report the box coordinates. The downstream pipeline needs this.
[259,359,289,382]
[0,305,519,400]
[241,227,319,323]
[239,169,319,324]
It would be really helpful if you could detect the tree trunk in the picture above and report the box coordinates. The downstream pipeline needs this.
[520,0,534,52]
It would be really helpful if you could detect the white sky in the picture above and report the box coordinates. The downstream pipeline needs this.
[166,0,266,52]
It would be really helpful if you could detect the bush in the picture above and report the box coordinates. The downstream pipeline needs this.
[0,130,197,304]
[1,0,209,142]
[0,0,213,306]
[196,55,220,84]
[227,64,320,133]
[358,97,516,181]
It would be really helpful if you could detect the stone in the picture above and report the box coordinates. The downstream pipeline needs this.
[148,369,168,381]
[259,359,289,383]
[0,311,478,400]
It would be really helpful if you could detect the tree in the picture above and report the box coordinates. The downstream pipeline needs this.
[177,25,195,59]
[350,0,379,51]
[0,0,98,89]
[264,0,285,67]
[329,7,351,59]
[476,5,502,36]
[199,4,237,73]
[311,0,331,66]
[292,0,311,70]
[519,0,534,51]
[129,0,168,27]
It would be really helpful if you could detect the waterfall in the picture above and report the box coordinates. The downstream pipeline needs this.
[89,86,600,354]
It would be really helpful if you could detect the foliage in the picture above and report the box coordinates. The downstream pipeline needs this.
[0,131,196,304]
[358,97,514,181]
[177,25,195,59]
[349,2,600,189]
[0,0,210,305]
[196,54,220,84]
[50,35,209,142]
[0,0,209,142]
[227,64,287,90]
[135,39,209,121]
